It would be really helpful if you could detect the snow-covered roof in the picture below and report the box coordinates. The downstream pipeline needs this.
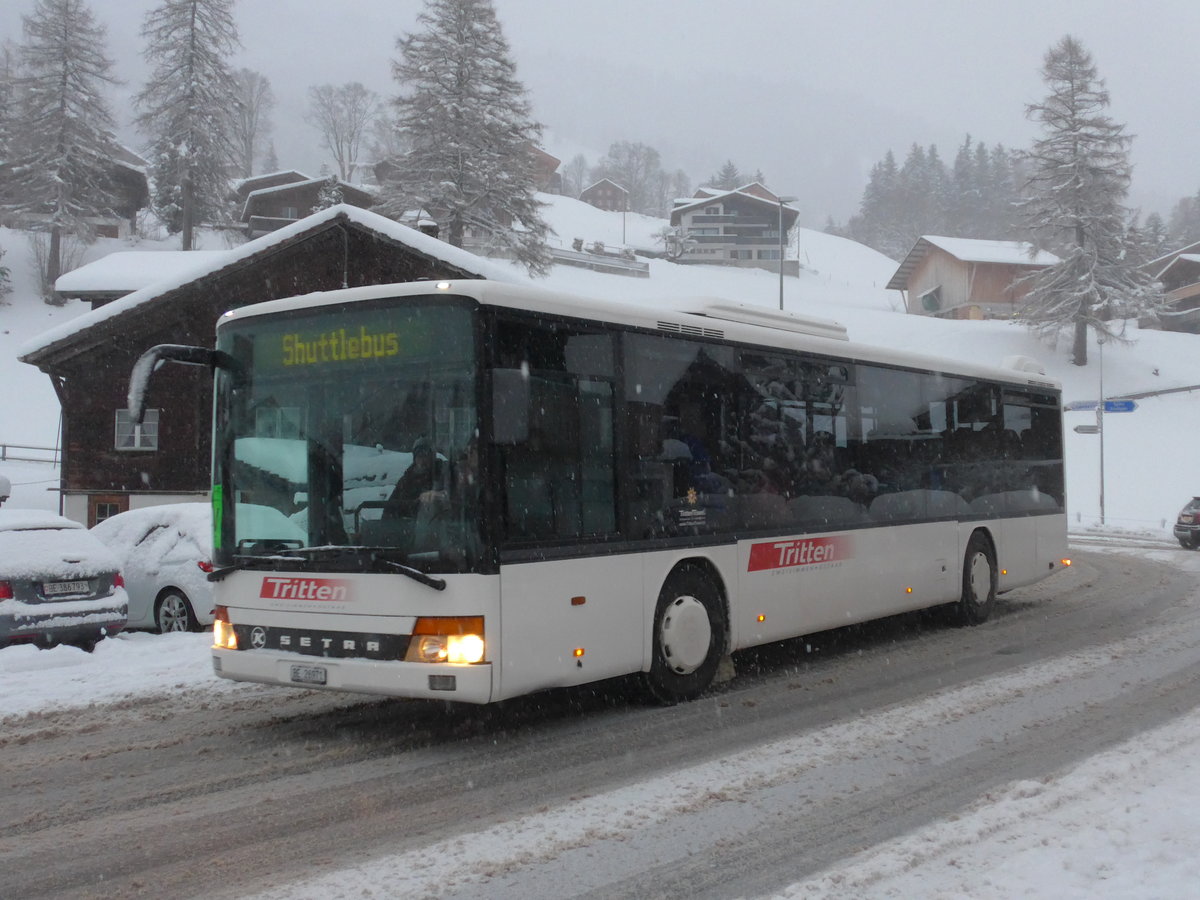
[581,178,627,194]
[20,204,519,362]
[670,189,798,223]
[887,236,1059,291]
[239,177,376,221]
[920,236,1059,266]
[56,251,228,297]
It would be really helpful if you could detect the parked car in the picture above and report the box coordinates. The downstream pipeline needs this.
[91,503,214,633]
[0,509,128,649]
[1174,497,1200,549]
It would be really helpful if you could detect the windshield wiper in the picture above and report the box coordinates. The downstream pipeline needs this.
[372,557,447,591]
[211,545,448,591]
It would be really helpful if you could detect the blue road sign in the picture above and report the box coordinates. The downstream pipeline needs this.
[1103,400,1137,413]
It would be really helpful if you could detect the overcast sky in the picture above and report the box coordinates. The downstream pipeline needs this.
[3,0,1197,231]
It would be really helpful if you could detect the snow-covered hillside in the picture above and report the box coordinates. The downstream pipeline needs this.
[2,203,1198,533]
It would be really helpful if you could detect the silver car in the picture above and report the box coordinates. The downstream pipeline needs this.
[0,509,128,649]
[90,503,214,633]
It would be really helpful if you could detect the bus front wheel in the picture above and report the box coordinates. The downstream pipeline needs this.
[643,567,726,705]
[955,532,997,626]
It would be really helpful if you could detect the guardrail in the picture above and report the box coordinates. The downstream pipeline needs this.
[0,442,60,465]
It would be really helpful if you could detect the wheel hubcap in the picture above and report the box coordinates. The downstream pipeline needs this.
[968,553,991,606]
[660,595,712,674]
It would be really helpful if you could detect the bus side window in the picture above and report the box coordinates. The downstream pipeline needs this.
[494,317,618,544]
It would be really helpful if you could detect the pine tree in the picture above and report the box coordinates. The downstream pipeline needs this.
[311,174,344,212]
[262,141,279,174]
[0,0,119,292]
[1018,35,1163,366]
[708,160,742,190]
[231,68,274,179]
[134,0,240,250]
[305,82,378,181]
[381,0,551,276]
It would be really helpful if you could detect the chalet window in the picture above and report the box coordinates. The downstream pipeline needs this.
[705,206,720,215]
[115,408,159,451]
[282,206,299,219]
[920,287,942,312]
[757,249,781,260]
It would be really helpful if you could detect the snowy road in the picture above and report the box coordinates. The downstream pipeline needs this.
[2,544,1198,899]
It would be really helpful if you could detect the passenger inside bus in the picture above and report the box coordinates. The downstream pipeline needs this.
[383,437,446,519]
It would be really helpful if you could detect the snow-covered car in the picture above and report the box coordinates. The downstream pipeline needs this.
[0,509,128,649]
[90,503,215,633]
[1173,497,1200,549]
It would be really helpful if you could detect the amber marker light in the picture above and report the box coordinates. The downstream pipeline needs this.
[1062,558,1072,567]
[573,648,585,658]
[756,614,766,623]
[905,587,913,594]
[1001,569,1008,576]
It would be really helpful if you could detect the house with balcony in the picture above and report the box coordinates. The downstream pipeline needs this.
[669,186,799,274]
[887,235,1059,320]
[1146,240,1200,333]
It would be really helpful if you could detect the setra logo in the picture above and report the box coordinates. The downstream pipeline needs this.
[260,576,352,602]
[747,535,853,572]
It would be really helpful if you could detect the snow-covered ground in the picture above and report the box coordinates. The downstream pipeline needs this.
[4,203,1200,897]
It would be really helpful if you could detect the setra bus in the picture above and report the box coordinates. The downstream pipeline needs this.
[130,279,1069,704]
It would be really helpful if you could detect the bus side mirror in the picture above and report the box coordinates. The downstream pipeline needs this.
[491,368,530,444]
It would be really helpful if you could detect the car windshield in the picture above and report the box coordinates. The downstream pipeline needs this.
[213,299,480,574]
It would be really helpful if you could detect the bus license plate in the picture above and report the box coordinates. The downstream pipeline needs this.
[290,664,327,685]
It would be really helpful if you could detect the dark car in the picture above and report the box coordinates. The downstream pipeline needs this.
[1174,497,1200,549]
[0,509,128,649]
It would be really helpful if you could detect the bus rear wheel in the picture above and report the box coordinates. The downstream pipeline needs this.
[643,567,725,705]
[955,532,997,626]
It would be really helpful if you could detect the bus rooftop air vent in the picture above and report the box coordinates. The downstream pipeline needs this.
[672,299,849,341]
[656,320,725,339]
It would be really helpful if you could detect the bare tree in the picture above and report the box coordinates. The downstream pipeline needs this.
[231,68,274,179]
[561,153,588,198]
[305,82,379,182]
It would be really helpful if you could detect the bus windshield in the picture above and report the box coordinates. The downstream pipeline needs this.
[212,299,480,574]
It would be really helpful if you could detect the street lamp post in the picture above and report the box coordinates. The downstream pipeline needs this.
[1098,336,1106,526]
[777,195,798,310]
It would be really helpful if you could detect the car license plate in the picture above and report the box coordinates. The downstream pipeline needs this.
[44,580,90,596]
[290,664,327,685]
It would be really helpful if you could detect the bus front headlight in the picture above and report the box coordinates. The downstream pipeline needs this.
[406,616,485,664]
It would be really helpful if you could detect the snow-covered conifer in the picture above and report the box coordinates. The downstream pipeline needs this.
[381,0,551,276]
[134,0,240,250]
[1018,35,1163,365]
[312,174,344,213]
[0,0,119,292]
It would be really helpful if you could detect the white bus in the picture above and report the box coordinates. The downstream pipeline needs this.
[132,279,1069,704]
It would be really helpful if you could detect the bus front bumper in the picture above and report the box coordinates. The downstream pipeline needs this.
[212,649,494,703]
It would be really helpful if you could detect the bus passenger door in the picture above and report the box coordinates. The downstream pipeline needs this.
[494,364,643,699]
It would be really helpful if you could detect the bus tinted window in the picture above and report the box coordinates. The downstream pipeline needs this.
[494,316,617,544]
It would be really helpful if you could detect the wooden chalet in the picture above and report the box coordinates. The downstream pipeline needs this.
[579,178,628,212]
[236,176,376,238]
[1146,240,1200,333]
[887,236,1059,320]
[669,186,799,275]
[22,205,513,526]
